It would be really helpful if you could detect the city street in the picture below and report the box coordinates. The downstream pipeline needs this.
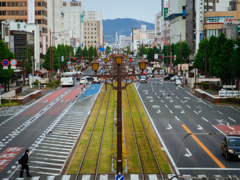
[136,78,240,179]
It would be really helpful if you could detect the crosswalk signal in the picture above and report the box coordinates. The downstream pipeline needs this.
[82,57,84,59]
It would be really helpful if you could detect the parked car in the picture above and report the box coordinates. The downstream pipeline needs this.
[170,75,178,81]
[221,135,240,160]
[175,77,183,85]
[93,77,100,84]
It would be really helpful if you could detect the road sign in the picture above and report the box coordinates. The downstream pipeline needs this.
[2,59,9,66]
[154,54,158,59]
[62,56,64,62]
[200,33,203,42]
[116,175,124,180]
[3,66,8,70]
[11,66,16,69]
[10,59,17,66]
[0,84,1,88]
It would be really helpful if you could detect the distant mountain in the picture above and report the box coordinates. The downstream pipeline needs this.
[103,18,155,43]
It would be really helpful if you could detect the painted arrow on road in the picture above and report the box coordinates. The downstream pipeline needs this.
[166,124,172,130]
[184,148,192,158]
[42,100,48,103]
[156,109,161,113]
[180,110,185,114]
[197,125,203,130]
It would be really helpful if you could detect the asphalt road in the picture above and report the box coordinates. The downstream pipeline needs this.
[136,78,240,178]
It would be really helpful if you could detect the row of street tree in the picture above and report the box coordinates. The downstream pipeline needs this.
[193,33,240,83]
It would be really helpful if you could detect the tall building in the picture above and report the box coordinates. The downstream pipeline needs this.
[62,1,83,51]
[0,0,48,43]
[83,11,103,49]
[119,35,131,49]
[132,25,155,51]
[47,0,64,47]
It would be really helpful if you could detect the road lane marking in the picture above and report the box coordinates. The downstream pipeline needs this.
[175,116,180,121]
[184,149,192,158]
[182,125,225,168]
[169,110,173,114]
[228,117,236,122]
[197,125,203,130]
[166,124,172,130]
[194,110,198,114]
[165,104,168,108]
[202,117,208,122]
[217,110,223,114]
[176,96,179,99]
[186,105,191,108]
[178,167,240,170]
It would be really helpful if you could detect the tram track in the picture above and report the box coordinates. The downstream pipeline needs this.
[125,85,164,179]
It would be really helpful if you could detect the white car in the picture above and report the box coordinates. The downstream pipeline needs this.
[61,77,75,87]
[93,77,100,84]
[80,77,87,85]
[139,76,147,83]
[170,75,178,81]
[175,77,183,85]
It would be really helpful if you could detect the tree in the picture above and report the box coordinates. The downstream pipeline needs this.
[0,40,14,91]
[76,46,83,58]
[174,41,191,65]
[209,33,227,77]
[93,46,97,58]
[162,45,170,63]
[42,46,59,71]
[193,39,208,71]
[147,48,153,62]
[105,46,111,55]
[83,46,88,59]
[231,39,240,79]
[216,39,234,83]
[126,46,131,54]
[88,46,94,62]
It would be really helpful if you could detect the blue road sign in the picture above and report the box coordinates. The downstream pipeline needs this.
[0,84,2,88]
[200,33,203,42]
[116,175,124,180]
[2,59,9,66]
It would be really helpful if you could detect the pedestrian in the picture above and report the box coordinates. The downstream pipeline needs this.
[19,149,32,178]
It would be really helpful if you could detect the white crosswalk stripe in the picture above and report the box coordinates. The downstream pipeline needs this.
[10,174,240,180]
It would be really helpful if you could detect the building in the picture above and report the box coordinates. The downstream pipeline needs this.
[204,0,240,40]
[155,12,162,49]
[83,11,103,49]
[186,0,240,57]
[0,0,48,44]
[47,0,64,47]
[62,1,83,51]
[119,35,132,49]
[165,0,186,45]
[132,25,155,51]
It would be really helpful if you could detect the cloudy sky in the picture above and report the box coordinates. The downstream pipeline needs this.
[64,0,161,23]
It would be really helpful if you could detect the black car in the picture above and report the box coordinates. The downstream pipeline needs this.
[221,135,240,160]
[164,74,175,81]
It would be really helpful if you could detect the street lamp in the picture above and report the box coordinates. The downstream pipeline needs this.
[91,59,99,73]
[115,54,123,65]
[138,59,148,71]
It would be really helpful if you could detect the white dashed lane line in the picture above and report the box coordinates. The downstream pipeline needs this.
[175,116,180,121]
[217,110,223,115]
[186,105,191,109]
[228,117,236,122]
[202,117,208,122]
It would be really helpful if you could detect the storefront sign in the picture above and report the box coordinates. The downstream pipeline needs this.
[27,0,35,24]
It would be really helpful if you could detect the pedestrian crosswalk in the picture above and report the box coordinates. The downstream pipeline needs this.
[10,174,240,180]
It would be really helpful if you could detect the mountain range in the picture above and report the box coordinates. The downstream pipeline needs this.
[103,18,155,43]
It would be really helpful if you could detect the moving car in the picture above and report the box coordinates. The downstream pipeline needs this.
[160,70,165,76]
[80,77,87,85]
[139,76,147,83]
[221,135,240,160]
[93,77,100,84]
[61,77,75,87]
[164,74,175,81]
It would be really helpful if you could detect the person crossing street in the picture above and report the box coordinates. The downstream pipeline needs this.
[19,149,32,178]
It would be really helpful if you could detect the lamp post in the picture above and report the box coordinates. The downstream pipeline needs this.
[89,54,148,174]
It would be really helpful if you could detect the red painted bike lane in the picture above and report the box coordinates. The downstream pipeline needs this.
[20,88,68,116]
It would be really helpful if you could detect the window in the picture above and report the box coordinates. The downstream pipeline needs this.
[91,32,93,35]
[38,2,41,6]
[7,11,10,15]
[11,2,14,6]
[20,2,23,6]
[11,11,15,15]
[16,2,19,6]
[91,23,93,26]
[91,36,93,39]
[38,11,41,15]
[16,11,19,15]
[94,28,96,30]
[91,28,93,30]
[84,36,86,39]
[7,2,10,6]
[38,20,41,24]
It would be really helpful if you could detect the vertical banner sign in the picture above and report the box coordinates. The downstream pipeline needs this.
[164,8,168,19]
[200,33,203,41]
[27,0,35,24]
[43,36,46,55]
[152,41,155,48]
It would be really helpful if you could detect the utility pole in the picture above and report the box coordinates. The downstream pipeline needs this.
[205,28,207,78]
[50,30,52,81]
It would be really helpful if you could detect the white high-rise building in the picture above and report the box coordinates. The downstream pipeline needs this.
[47,0,64,47]
[62,1,83,51]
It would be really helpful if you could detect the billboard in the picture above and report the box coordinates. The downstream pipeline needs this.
[27,0,35,24]
[43,36,46,55]
[164,8,168,19]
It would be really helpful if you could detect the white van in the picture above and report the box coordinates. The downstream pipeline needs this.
[61,77,75,87]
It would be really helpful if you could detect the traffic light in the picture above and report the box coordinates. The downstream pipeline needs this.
[82,57,84,59]
[73,57,76,61]
[159,54,164,61]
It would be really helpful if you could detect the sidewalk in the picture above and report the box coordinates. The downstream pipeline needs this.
[1,81,29,94]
